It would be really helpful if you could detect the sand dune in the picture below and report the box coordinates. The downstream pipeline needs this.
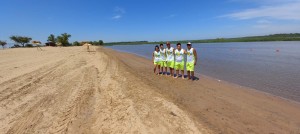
[0,46,299,134]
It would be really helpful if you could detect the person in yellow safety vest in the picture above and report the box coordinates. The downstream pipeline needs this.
[186,42,198,80]
[152,45,162,75]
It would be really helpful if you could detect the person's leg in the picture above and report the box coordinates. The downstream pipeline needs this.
[163,62,166,74]
[180,62,185,79]
[160,62,164,75]
[190,62,195,80]
[157,62,161,75]
[154,64,157,74]
[174,62,179,78]
[166,61,170,76]
[165,66,168,75]
[191,71,195,80]
[171,61,175,77]
[186,62,191,79]
[170,68,173,77]
[175,70,179,78]
[158,65,161,75]
[187,71,191,80]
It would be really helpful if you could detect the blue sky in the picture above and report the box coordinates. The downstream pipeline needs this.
[1,0,300,43]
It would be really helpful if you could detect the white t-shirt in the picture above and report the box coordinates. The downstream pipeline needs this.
[153,51,162,62]
[166,47,174,62]
[186,48,195,63]
[160,48,166,61]
[175,49,184,62]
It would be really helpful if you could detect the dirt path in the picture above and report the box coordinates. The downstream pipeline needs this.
[0,47,207,134]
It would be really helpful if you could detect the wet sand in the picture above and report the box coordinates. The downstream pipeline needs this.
[0,46,299,133]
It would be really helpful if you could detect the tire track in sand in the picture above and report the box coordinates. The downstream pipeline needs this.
[0,51,94,133]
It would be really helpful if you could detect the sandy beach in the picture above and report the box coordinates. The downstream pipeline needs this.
[0,46,300,134]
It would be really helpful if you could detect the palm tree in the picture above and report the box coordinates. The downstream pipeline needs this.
[57,33,71,46]
[47,34,56,43]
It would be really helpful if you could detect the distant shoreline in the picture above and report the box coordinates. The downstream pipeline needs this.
[104,33,300,46]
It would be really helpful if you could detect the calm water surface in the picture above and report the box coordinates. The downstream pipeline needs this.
[106,42,300,102]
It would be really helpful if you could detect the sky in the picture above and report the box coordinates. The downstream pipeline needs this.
[1,0,300,43]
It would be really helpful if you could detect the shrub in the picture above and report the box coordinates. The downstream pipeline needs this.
[25,44,33,47]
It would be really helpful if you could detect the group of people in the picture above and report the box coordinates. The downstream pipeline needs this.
[152,42,197,80]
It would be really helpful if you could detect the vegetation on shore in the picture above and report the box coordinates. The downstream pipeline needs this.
[10,36,32,47]
[104,33,300,46]
[2,33,300,48]
[0,40,7,49]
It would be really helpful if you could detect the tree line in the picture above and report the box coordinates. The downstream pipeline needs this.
[0,33,104,49]
[47,33,103,46]
[104,33,300,46]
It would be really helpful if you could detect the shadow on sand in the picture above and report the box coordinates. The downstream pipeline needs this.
[158,72,199,81]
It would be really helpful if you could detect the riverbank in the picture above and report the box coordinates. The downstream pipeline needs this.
[106,42,300,102]
[104,47,300,133]
[0,47,299,133]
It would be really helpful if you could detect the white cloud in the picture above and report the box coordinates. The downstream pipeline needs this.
[256,19,272,24]
[165,14,176,19]
[114,6,126,14]
[223,2,300,20]
[112,15,122,20]
[228,0,300,5]
[252,24,300,34]
[111,6,125,20]
[253,19,272,28]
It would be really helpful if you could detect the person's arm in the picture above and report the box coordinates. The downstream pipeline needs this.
[152,52,154,62]
[164,49,167,58]
[194,49,197,65]
[173,49,176,58]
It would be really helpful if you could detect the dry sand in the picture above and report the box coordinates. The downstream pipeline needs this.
[0,46,299,134]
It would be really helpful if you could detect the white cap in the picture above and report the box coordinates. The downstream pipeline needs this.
[187,42,192,45]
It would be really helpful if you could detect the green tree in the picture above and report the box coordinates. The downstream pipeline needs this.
[57,33,71,46]
[10,36,32,47]
[91,40,104,46]
[47,34,56,43]
[0,40,7,49]
[99,40,104,45]
[73,41,80,46]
